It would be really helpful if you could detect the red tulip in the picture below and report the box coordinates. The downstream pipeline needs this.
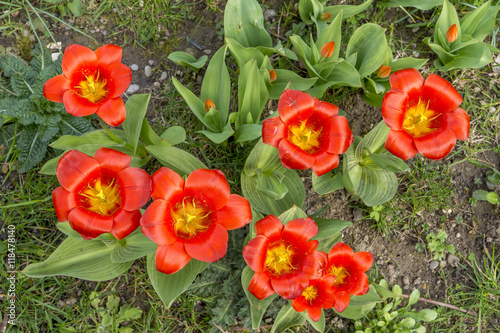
[377,65,391,78]
[382,69,469,160]
[262,89,353,177]
[52,148,151,240]
[242,215,324,300]
[292,276,336,322]
[446,24,458,43]
[320,41,335,59]
[325,242,373,312]
[204,99,215,112]
[43,44,132,127]
[140,168,252,274]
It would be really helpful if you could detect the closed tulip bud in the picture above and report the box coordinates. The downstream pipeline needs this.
[377,65,391,78]
[269,70,277,82]
[320,41,335,59]
[446,24,458,43]
[204,99,215,112]
[320,12,332,21]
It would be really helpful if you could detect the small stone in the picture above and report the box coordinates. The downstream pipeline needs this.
[493,54,500,73]
[90,29,96,33]
[130,64,139,71]
[57,300,65,308]
[403,276,410,285]
[29,35,36,42]
[148,60,155,66]
[144,65,152,77]
[153,82,161,88]
[126,84,140,94]
[490,106,496,113]
[474,87,481,93]
[52,53,61,62]
[447,254,460,267]
[487,236,493,243]
[264,9,277,20]
[413,277,421,285]
[101,29,110,36]
[65,297,77,306]
[112,8,117,13]
[203,49,212,55]
[411,43,417,48]
[412,27,419,33]
[413,52,420,57]
[440,260,446,268]
[429,260,439,270]
[353,209,364,222]
[22,29,29,37]
[456,233,461,238]
[159,71,168,81]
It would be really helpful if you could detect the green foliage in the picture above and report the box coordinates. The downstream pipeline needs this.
[0,44,94,172]
[472,168,500,205]
[167,51,208,73]
[426,230,456,261]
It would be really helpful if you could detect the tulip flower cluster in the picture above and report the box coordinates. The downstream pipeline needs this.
[243,216,373,321]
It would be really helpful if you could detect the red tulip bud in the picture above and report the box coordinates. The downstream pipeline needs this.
[320,41,335,59]
[204,99,215,112]
[446,24,458,43]
[377,65,391,78]
[320,12,332,21]
[269,70,277,82]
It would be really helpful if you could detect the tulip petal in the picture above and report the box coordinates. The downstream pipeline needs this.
[278,139,315,170]
[302,251,328,279]
[292,298,308,312]
[184,224,228,262]
[278,89,315,124]
[271,271,309,299]
[106,63,132,98]
[328,242,354,267]
[43,74,71,103]
[243,235,270,272]
[385,130,418,161]
[155,242,191,275]
[63,90,99,116]
[255,215,283,239]
[215,194,251,230]
[111,208,141,240]
[313,99,339,119]
[94,147,131,180]
[318,116,353,154]
[311,151,339,177]
[52,186,77,222]
[332,291,351,312]
[248,271,275,300]
[184,169,230,211]
[381,90,408,131]
[96,97,126,127]
[62,44,97,77]
[389,68,424,102]
[262,117,286,148]
[352,251,374,272]
[140,199,177,246]
[307,307,322,322]
[414,128,457,160]
[95,44,122,67]
[283,217,318,243]
[421,74,463,113]
[57,150,101,192]
[344,270,370,296]
[116,167,152,211]
[443,108,470,141]
[68,207,113,240]
[151,167,185,202]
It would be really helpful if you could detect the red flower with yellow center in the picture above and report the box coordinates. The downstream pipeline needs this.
[52,148,152,240]
[43,44,132,127]
[242,215,325,300]
[325,242,373,312]
[382,68,470,160]
[140,168,252,274]
[292,276,336,322]
[262,90,353,177]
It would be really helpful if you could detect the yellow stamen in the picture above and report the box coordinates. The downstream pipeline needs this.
[265,241,296,275]
[329,265,350,286]
[288,121,321,153]
[403,98,440,137]
[80,178,121,216]
[75,70,108,103]
[302,285,318,303]
[171,197,211,239]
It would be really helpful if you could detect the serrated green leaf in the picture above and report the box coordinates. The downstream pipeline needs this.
[67,0,83,16]
[18,125,48,173]
[60,115,94,136]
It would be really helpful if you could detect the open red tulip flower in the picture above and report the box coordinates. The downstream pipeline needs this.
[242,215,325,300]
[262,90,353,177]
[140,168,252,275]
[43,44,132,127]
[292,275,336,322]
[382,68,470,161]
[52,148,152,240]
[325,242,373,312]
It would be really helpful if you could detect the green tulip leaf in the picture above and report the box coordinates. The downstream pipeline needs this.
[237,59,268,127]
[140,118,162,146]
[167,51,207,72]
[312,169,344,195]
[298,0,324,25]
[461,1,500,42]
[225,38,266,69]
[316,11,343,62]
[312,218,352,241]
[434,42,494,71]
[354,121,390,160]
[160,126,186,145]
[369,151,409,173]
[325,0,373,19]
[123,94,150,155]
[255,170,288,200]
[383,0,441,10]
[390,57,428,72]
[234,124,262,143]
[271,302,306,333]
[56,222,83,239]
[278,205,308,225]
[146,144,207,176]
[268,69,318,100]
[111,228,157,263]
[335,285,382,319]
[435,0,461,45]
[199,122,234,144]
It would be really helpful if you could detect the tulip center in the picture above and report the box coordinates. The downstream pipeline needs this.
[75,70,108,104]
[329,265,350,286]
[302,285,318,304]
[289,121,321,153]
[265,241,296,275]
[80,178,121,216]
[171,197,211,239]
[403,99,440,137]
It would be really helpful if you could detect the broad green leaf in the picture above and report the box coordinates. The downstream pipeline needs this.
[390,57,428,72]
[312,170,344,195]
[346,24,389,78]
[486,192,499,205]
[201,46,230,129]
[427,42,455,65]
[369,151,409,173]
[461,1,500,42]
[268,69,318,100]
[167,52,207,72]
[123,94,150,155]
[311,218,352,241]
[50,129,123,150]
[140,119,162,146]
[434,43,494,71]
[346,164,398,206]
[278,206,308,225]
[373,281,400,300]
[147,253,209,308]
[316,11,343,62]
[241,266,278,329]
[146,144,207,176]
[400,318,417,328]
[325,59,362,88]
[199,122,234,144]
[325,0,373,19]
[473,190,489,201]
[418,309,438,322]
[435,0,461,45]
[335,285,382,319]
[56,222,83,239]
[224,0,273,48]
[160,126,186,145]
[408,289,420,306]
[255,170,288,199]
[299,0,325,24]
[225,38,265,69]
[234,124,262,143]
[355,121,390,160]
[237,60,268,127]
[111,228,157,263]
[67,0,83,16]
[271,302,306,333]
[23,237,133,281]
[383,0,441,10]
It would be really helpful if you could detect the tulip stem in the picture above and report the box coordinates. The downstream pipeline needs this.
[400,293,477,316]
